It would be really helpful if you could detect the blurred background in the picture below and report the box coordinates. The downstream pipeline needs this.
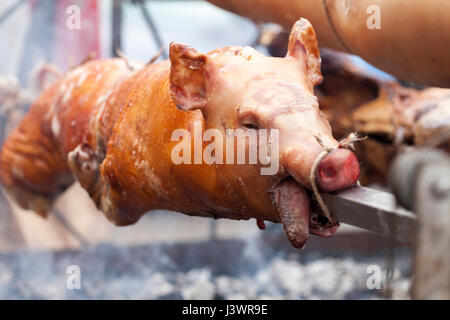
[0,0,416,299]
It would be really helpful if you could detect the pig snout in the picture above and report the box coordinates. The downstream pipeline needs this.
[315,148,360,193]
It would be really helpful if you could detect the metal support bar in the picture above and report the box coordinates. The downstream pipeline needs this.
[139,1,168,59]
[17,0,55,86]
[112,0,123,57]
[51,209,89,247]
[412,161,450,299]
[390,149,450,299]
[0,0,26,26]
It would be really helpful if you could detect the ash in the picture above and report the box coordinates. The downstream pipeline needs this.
[0,226,412,300]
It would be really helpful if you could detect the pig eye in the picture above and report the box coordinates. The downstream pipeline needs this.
[242,122,259,130]
[237,108,259,129]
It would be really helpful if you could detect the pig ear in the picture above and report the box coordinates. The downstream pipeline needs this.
[286,18,323,86]
[169,42,213,111]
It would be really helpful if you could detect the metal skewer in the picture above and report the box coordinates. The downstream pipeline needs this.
[321,186,417,244]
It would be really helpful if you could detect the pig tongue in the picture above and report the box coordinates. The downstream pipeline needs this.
[274,179,310,249]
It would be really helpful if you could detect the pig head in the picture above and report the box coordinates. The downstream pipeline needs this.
[169,19,360,248]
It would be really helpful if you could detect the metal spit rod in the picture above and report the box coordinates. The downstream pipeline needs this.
[321,186,417,245]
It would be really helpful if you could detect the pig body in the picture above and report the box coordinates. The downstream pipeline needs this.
[0,19,360,248]
[1,55,283,225]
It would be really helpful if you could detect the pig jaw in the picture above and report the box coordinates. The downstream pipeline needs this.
[274,129,359,248]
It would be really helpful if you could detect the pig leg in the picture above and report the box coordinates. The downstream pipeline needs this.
[0,93,74,217]
[274,179,310,249]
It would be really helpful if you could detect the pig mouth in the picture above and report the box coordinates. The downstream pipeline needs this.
[273,148,359,249]
[308,204,340,237]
